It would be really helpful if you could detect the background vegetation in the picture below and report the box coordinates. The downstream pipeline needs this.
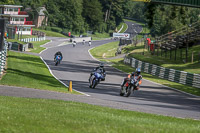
[1,0,200,37]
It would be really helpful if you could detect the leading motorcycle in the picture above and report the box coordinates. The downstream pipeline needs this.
[55,55,62,66]
[120,75,142,97]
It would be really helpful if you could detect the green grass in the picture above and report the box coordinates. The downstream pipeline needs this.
[116,22,127,33]
[6,39,27,45]
[110,58,200,96]
[90,41,200,96]
[0,51,78,94]
[0,96,199,133]
[91,32,111,40]
[120,22,128,33]
[33,28,67,37]
[126,42,200,74]
[16,35,37,39]
[90,41,119,59]
[29,40,50,53]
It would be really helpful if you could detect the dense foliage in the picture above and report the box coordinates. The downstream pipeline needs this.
[0,0,125,34]
[125,2,200,36]
[1,0,200,36]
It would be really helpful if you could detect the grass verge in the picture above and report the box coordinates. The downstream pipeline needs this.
[90,42,200,96]
[0,51,78,94]
[33,28,67,37]
[0,96,199,133]
[29,40,51,53]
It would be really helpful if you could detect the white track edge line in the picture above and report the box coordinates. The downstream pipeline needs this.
[88,46,200,98]
[40,56,90,97]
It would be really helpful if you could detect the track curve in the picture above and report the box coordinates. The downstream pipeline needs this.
[1,21,200,120]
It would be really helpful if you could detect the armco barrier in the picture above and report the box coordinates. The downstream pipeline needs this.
[124,56,200,89]
[0,40,8,76]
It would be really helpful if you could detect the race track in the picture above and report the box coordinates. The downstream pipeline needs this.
[1,21,200,120]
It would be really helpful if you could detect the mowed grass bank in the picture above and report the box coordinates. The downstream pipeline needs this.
[90,42,200,96]
[29,40,50,53]
[0,51,78,94]
[0,96,199,133]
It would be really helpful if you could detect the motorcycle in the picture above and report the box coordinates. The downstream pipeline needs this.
[89,71,106,89]
[88,41,91,46]
[73,41,76,47]
[120,75,142,97]
[55,55,62,66]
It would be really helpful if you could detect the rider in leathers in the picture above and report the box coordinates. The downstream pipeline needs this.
[121,68,142,90]
[89,63,106,81]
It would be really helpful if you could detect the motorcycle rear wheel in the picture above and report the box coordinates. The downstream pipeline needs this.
[120,86,125,96]
[125,86,133,97]
[55,61,58,66]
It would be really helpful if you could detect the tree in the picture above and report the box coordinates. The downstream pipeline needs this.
[82,0,104,32]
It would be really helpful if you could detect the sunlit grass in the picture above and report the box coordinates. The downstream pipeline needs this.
[0,96,199,133]
[0,51,79,94]
[90,41,200,96]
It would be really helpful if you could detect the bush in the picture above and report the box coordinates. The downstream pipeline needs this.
[51,27,62,33]
[44,26,52,31]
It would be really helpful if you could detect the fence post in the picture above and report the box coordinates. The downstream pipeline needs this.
[199,52,200,63]
[191,51,193,63]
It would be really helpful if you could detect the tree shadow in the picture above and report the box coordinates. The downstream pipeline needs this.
[7,68,62,88]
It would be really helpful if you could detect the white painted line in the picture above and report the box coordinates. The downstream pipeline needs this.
[88,43,200,98]
[39,48,47,54]
[39,40,52,54]
[124,23,128,33]
[40,53,90,97]
[41,40,52,47]
[88,47,100,62]
[118,24,124,33]
[134,29,137,33]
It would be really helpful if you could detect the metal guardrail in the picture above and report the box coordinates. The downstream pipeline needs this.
[0,39,8,77]
[124,56,200,89]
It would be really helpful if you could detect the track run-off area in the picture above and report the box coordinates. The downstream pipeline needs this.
[1,21,200,120]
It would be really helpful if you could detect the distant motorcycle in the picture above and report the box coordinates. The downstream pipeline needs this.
[55,55,62,66]
[88,41,91,46]
[89,71,106,89]
[73,41,76,47]
[120,75,142,97]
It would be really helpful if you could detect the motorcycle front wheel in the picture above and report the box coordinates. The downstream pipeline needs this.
[92,79,97,89]
[55,61,58,66]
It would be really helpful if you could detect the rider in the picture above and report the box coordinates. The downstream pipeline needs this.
[54,51,63,61]
[89,63,106,81]
[121,68,142,90]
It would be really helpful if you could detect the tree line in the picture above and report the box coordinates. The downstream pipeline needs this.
[124,1,200,37]
[1,0,126,34]
[1,0,200,36]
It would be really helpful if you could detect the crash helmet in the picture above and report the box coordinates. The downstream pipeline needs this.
[99,63,104,68]
[136,68,141,75]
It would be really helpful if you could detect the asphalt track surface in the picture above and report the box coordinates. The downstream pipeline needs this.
[1,22,200,120]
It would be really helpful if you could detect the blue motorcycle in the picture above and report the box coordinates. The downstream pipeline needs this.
[55,55,62,66]
[89,71,105,89]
